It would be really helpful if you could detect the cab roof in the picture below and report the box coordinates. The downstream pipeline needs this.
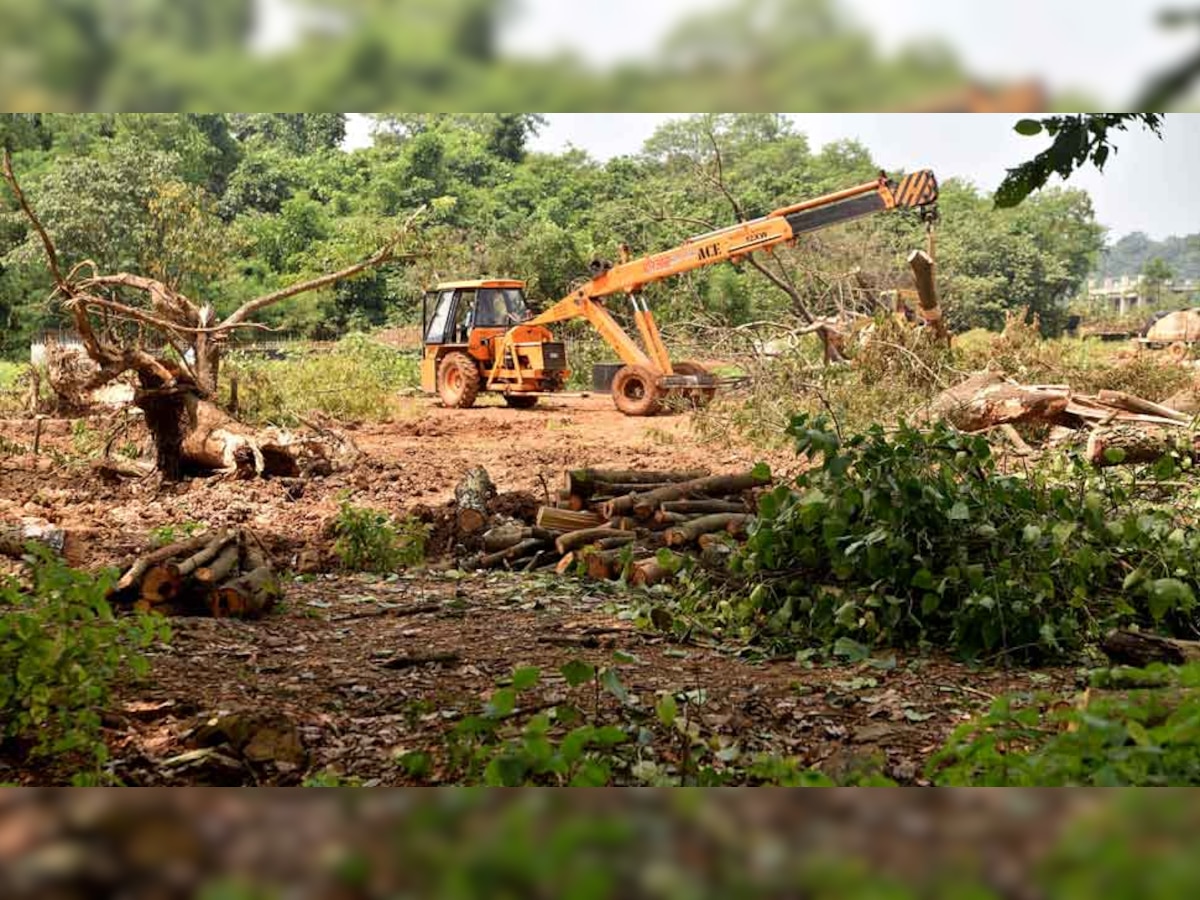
[432,279,525,290]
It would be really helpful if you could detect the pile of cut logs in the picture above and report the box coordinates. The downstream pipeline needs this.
[464,467,770,586]
[930,373,1198,467]
[107,529,280,619]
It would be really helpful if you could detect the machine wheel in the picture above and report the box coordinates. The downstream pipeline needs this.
[503,394,539,409]
[611,365,663,417]
[437,352,481,409]
[670,361,717,408]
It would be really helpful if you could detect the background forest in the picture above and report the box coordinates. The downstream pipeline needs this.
[0,111,1130,360]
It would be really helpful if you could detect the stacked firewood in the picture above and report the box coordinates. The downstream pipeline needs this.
[107,529,280,619]
[465,467,769,586]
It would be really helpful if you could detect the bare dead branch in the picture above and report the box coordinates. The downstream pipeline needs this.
[3,148,65,290]
[221,206,426,330]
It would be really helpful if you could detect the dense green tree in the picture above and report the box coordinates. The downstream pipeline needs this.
[1,112,1118,355]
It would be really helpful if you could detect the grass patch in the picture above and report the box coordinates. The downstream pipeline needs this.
[223,334,419,426]
[0,361,23,390]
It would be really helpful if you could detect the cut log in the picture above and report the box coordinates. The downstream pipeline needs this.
[555,527,635,555]
[697,532,733,551]
[179,399,338,478]
[176,531,236,578]
[1102,630,1200,667]
[523,550,560,572]
[474,538,546,570]
[929,373,1069,432]
[603,471,771,520]
[1096,390,1190,424]
[565,468,708,498]
[195,542,241,585]
[113,533,213,594]
[536,507,604,532]
[0,522,84,565]
[665,514,751,547]
[1085,425,1200,467]
[454,466,496,534]
[215,566,280,620]
[482,524,556,553]
[581,549,624,581]
[660,499,749,515]
[653,510,699,526]
[594,534,635,551]
[141,563,182,604]
[555,552,577,576]
[630,557,673,588]
[907,249,948,345]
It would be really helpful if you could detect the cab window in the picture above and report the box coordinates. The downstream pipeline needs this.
[424,290,455,343]
[452,291,476,343]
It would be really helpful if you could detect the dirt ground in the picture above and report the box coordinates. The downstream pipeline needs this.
[0,396,1074,785]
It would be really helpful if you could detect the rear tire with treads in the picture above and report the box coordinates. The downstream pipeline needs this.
[437,352,480,409]
[611,365,662,417]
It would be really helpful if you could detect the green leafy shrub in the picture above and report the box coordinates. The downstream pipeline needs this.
[1,547,169,780]
[332,501,428,572]
[702,415,1200,662]
[930,662,1200,785]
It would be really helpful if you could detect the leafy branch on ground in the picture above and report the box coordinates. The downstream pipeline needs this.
[930,661,1200,785]
[1,546,170,783]
[679,414,1200,663]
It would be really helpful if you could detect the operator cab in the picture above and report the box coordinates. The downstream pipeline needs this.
[422,279,530,346]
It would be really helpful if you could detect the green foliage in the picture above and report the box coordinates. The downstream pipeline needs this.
[930,662,1200,786]
[410,659,892,787]
[149,522,202,549]
[226,336,419,426]
[997,115,1163,209]
[0,361,21,388]
[332,502,428,573]
[706,415,1200,662]
[1,547,169,781]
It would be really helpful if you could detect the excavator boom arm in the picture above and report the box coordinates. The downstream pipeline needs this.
[502,169,937,383]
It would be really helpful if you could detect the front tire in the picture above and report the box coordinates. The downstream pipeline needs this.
[611,365,662,417]
[437,352,481,408]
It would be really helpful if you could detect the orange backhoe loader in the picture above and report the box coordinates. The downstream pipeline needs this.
[421,169,938,415]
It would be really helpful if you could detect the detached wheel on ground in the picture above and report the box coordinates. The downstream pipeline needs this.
[670,361,717,408]
[437,352,481,409]
[503,394,539,409]
[611,364,663,417]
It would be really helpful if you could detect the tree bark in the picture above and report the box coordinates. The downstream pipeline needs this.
[660,499,750,515]
[1085,425,1200,467]
[555,527,635,555]
[929,373,1069,432]
[1102,630,1200,667]
[907,249,948,345]
[602,471,770,520]
[664,514,751,547]
[455,466,496,534]
[630,557,673,587]
[565,468,708,498]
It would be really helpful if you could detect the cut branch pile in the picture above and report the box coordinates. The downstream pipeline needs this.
[108,529,280,619]
[930,373,1199,468]
[461,466,770,586]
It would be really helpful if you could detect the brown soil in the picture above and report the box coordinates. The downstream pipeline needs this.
[0,397,1071,786]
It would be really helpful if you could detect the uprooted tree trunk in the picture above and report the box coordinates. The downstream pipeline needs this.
[3,150,419,481]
